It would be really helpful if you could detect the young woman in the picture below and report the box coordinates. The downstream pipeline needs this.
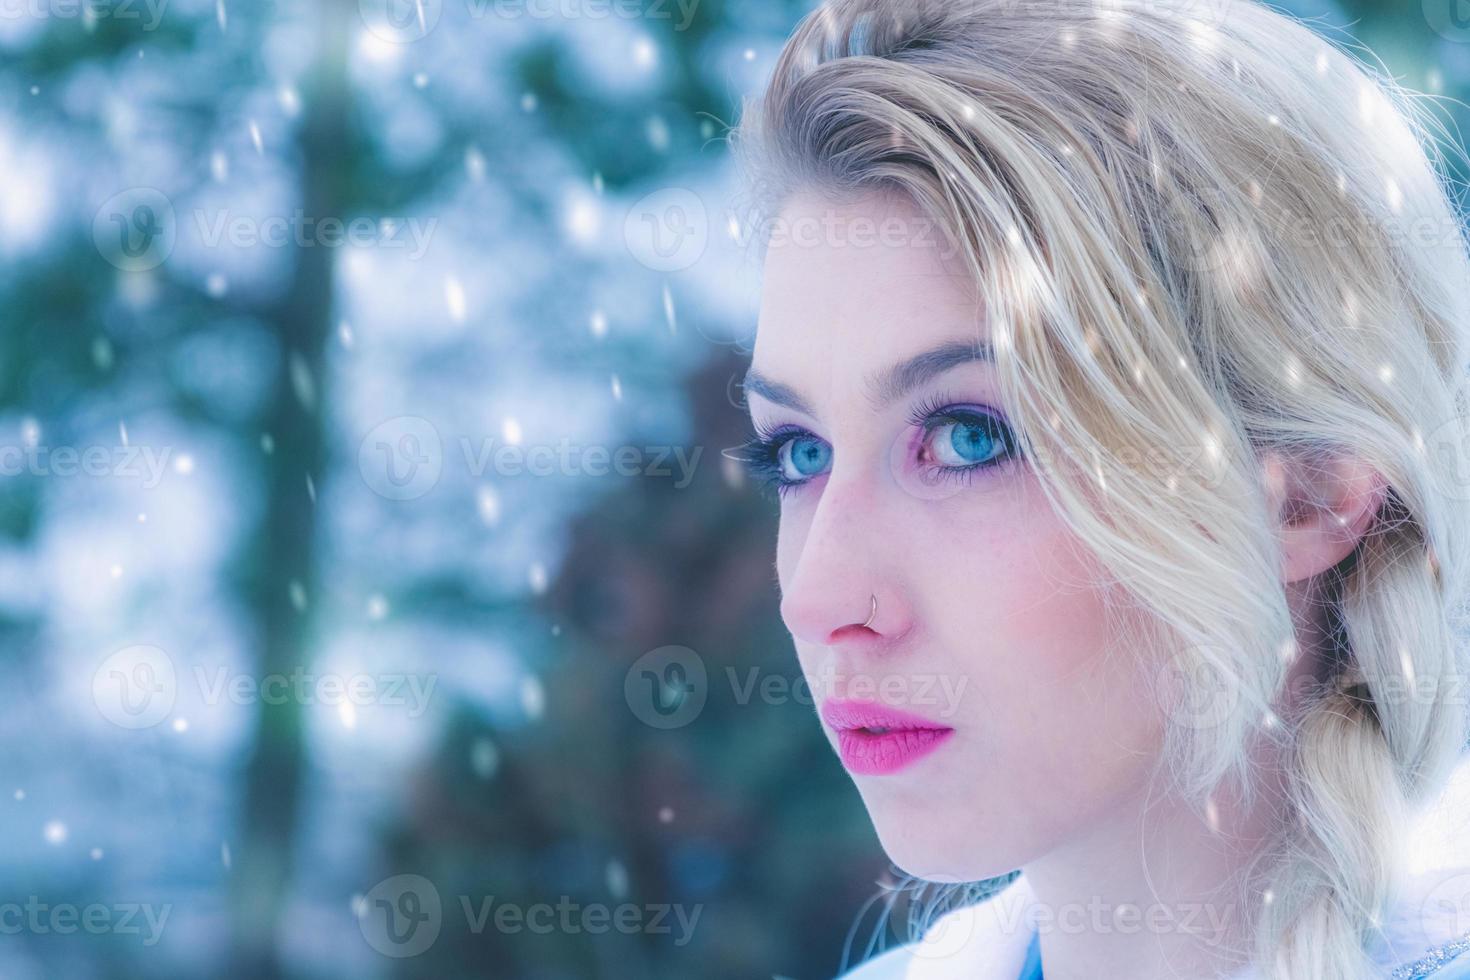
[729,1,1470,977]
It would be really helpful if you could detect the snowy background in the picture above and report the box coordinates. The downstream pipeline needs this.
[2,0,1468,978]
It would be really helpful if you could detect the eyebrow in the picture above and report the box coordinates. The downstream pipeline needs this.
[741,338,995,418]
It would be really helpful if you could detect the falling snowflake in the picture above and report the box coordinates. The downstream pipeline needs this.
[519,674,545,719]
[476,486,500,526]
[470,738,499,779]
[444,275,466,322]
[606,859,629,899]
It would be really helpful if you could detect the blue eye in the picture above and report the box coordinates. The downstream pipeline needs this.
[727,424,831,496]
[778,434,832,481]
[908,396,1019,484]
[728,395,1018,499]
[925,415,1006,467]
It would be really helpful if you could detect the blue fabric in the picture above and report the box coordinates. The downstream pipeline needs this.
[1426,946,1470,979]
[1006,930,1470,979]
[1017,930,1043,980]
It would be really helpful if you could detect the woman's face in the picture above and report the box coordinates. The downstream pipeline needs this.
[744,188,1167,881]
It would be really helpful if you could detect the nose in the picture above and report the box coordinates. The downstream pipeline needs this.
[777,473,910,649]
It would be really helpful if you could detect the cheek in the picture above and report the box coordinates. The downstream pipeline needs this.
[917,477,1166,801]
[773,496,813,594]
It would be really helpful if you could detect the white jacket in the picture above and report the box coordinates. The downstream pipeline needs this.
[838,868,1470,980]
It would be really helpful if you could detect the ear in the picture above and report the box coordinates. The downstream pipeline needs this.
[1260,449,1387,584]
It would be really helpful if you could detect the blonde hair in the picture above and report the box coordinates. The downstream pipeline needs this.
[733,0,1470,976]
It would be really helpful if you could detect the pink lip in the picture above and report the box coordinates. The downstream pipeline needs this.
[820,699,955,776]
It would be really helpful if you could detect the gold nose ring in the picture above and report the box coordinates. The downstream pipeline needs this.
[861,594,878,629]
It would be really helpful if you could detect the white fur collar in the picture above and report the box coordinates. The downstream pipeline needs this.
[838,867,1470,979]
[839,760,1470,979]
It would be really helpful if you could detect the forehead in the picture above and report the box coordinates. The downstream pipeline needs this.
[752,188,987,374]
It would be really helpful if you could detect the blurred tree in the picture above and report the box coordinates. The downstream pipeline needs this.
[227,0,351,977]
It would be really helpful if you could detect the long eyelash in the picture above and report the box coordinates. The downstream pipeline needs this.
[724,435,781,484]
[904,389,1004,430]
[906,390,1022,478]
[727,397,1019,500]
[724,424,811,497]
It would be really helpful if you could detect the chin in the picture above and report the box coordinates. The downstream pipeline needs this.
[864,798,1018,883]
